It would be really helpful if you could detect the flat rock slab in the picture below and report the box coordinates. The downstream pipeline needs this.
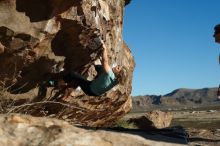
[0,114,188,146]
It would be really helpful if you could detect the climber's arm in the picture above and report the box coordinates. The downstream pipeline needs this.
[101,41,111,73]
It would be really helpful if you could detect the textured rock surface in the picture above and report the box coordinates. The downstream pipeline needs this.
[129,110,173,130]
[0,114,187,146]
[187,128,220,146]
[0,0,135,127]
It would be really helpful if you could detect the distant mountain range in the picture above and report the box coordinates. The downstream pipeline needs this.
[132,87,219,111]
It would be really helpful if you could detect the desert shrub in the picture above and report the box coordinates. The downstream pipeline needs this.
[112,118,137,129]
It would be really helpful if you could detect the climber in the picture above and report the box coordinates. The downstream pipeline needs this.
[213,24,220,99]
[48,39,127,99]
[217,85,220,100]
[213,24,220,44]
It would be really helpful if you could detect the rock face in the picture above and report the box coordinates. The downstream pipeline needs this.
[0,0,135,127]
[0,114,187,146]
[129,110,173,129]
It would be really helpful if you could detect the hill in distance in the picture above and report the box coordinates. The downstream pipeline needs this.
[132,87,220,112]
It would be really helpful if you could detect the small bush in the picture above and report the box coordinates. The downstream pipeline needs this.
[112,118,137,129]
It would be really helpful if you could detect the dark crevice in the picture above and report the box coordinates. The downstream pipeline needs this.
[16,0,82,22]
[0,26,14,47]
[51,18,101,72]
[51,19,83,56]
[0,26,39,54]
[8,57,56,94]
[51,19,85,71]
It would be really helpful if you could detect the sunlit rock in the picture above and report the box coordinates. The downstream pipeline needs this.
[0,0,135,127]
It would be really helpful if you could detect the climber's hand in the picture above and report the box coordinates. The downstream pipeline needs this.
[100,40,107,50]
[100,39,104,45]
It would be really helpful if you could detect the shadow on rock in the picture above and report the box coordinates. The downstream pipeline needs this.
[79,126,188,145]
[16,0,81,22]
[8,57,56,94]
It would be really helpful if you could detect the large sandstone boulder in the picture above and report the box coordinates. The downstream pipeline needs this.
[0,0,135,127]
[129,110,173,130]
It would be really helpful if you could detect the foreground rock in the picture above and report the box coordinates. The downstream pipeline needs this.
[0,0,134,126]
[187,128,220,146]
[129,110,173,130]
[0,114,187,146]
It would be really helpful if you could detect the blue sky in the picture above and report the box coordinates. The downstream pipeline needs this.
[123,0,220,96]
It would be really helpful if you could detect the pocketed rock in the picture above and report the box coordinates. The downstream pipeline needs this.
[0,0,135,127]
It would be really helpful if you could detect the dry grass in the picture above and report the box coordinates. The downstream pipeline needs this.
[111,118,137,129]
[0,82,87,122]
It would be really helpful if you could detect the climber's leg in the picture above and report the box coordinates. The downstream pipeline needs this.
[44,70,68,87]
[63,71,96,96]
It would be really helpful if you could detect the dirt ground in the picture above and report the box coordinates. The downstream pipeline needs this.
[125,110,220,146]
[172,110,220,129]
[172,110,220,146]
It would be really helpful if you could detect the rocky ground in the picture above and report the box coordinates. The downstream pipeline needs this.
[0,114,187,146]
[173,110,220,146]
[125,110,220,146]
